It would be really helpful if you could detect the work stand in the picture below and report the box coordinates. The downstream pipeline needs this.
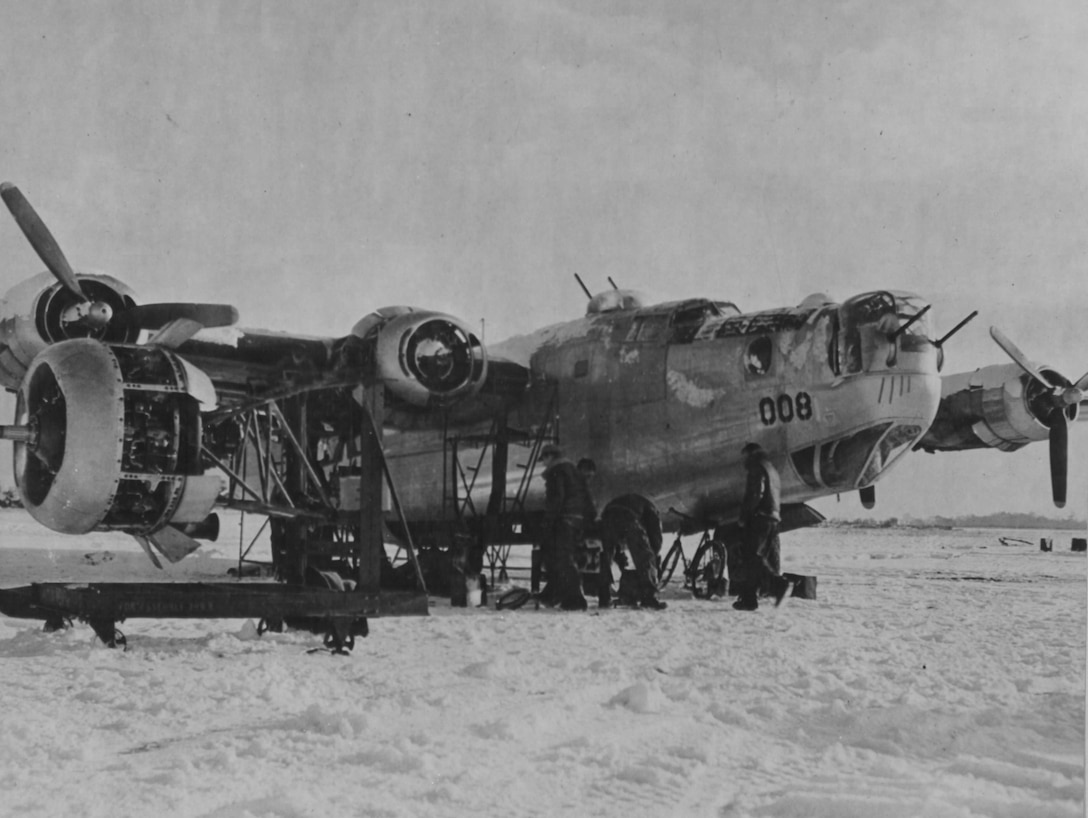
[0,582,428,652]
[1,383,432,653]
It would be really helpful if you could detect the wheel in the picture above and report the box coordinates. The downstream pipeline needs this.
[496,587,532,610]
[689,540,726,599]
[257,617,284,635]
[656,540,683,589]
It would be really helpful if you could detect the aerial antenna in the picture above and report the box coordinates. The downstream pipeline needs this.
[573,273,592,299]
[607,276,619,290]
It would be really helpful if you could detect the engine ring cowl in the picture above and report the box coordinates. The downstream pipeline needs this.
[356,309,487,407]
[16,340,125,532]
[0,271,139,392]
[14,339,220,536]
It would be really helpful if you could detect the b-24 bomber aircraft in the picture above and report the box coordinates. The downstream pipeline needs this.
[0,181,1083,645]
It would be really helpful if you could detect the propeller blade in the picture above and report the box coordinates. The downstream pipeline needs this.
[147,526,203,563]
[1049,410,1068,508]
[0,182,87,301]
[132,535,165,570]
[118,302,239,330]
[147,318,206,349]
[989,327,1052,392]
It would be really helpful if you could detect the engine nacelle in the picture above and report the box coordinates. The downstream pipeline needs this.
[0,272,140,391]
[14,339,221,536]
[919,362,1078,453]
[352,307,487,407]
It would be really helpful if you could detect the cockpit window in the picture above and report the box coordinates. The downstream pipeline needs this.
[745,337,773,376]
[626,299,726,345]
[714,301,741,316]
[670,302,722,344]
[627,315,669,343]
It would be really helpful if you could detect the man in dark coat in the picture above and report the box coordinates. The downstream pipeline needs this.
[733,442,791,611]
[599,493,666,610]
[538,444,590,610]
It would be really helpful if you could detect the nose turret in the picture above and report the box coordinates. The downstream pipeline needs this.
[836,291,940,378]
[787,291,942,493]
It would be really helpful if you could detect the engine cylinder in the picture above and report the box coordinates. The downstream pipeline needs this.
[15,340,221,536]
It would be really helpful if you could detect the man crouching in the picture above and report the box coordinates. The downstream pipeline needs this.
[599,493,666,610]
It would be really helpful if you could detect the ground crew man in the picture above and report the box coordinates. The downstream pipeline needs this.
[599,493,666,610]
[733,442,791,610]
[538,444,591,610]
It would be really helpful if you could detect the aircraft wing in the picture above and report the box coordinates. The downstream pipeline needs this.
[918,327,1087,507]
[174,322,531,428]
[0,182,541,576]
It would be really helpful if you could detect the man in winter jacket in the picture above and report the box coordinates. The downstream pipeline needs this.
[538,444,591,610]
[733,442,791,611]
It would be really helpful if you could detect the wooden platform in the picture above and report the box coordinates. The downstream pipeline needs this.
[0,582,428,623]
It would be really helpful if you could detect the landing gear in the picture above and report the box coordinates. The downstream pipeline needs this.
[42,615,71,633]
[87,617,127,649]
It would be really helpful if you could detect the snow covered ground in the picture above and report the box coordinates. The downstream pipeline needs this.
[0,510,1083,818]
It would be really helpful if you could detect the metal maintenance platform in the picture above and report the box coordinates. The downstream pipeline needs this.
[0,582,429,652]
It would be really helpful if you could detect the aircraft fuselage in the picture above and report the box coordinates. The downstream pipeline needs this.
[385,290,942,532]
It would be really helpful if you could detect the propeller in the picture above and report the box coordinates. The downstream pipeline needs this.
[0,182,99,316]
[989,326,1088,507]
[1,181,238,335]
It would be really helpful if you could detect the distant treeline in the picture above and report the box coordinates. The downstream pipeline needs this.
[827,512,1086,530]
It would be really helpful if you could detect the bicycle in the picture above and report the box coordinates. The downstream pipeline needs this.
[657,510,728,598]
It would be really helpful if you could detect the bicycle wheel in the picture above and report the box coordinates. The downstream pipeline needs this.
[689,539,726,599]
[657,540,683,589]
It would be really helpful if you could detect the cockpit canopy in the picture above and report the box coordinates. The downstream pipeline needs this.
[620,298,742,344]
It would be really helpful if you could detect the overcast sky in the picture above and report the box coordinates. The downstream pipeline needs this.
[1,1,1086,519]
